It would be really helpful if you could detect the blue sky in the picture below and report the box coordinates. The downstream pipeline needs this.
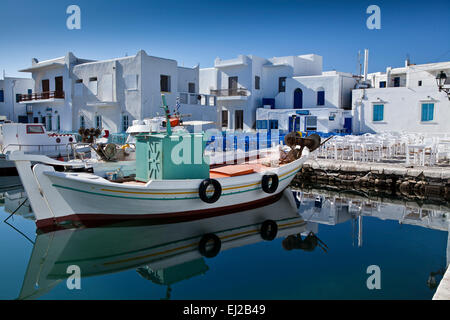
[1,0,449,78]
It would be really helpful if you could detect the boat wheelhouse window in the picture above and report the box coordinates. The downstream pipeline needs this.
[160,75,171,92]
[0,90,4,102]
[188,82,195,93]
[221,110,228,128]
[26,125,45,134]
[379,81,386,88]
[255,76,260,90]
[278,77,286,93]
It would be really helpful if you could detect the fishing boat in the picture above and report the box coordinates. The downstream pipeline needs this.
[8,95,321,230]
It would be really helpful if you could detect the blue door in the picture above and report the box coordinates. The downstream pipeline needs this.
[344,117,352,134]
[294,88,303,109]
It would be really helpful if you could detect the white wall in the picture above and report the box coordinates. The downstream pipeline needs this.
[352,87,450,134]
[0,77,34,122]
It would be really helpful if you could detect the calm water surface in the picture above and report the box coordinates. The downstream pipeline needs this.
[0,184,448,300]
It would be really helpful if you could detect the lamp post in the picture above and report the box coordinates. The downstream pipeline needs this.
[436,71,450,100]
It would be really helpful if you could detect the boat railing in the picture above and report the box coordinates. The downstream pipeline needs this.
[1,143,75,156]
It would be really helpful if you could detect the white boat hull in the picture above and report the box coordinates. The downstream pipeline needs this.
[9,151,308,230]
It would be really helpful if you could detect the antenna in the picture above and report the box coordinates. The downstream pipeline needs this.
[357,50,362,80]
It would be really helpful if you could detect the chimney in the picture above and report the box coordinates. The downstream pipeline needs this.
[363,49,369,82]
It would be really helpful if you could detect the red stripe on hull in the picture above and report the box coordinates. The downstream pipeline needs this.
[36,191,285,233]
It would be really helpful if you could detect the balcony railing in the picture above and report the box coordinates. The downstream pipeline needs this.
[210,88,249,97]
[19,91,65,102]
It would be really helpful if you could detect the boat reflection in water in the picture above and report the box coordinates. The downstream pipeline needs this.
[19,188,309,300]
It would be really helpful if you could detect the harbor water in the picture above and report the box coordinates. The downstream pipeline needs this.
[0,184,448,300]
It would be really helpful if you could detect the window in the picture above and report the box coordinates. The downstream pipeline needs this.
[379,81,386,88]
[221,110,228,128]
[373,104,384,122]
[28,89,32,95]
[317,91,325,106]
[122,115,129,132]
[80,115,85,128]
[393,77,400,87]
[421,103,434,122]
[278,77,286,92]
[16,94,20,103]
[75,79,83,83]
[160,75,171,92]
[0,90,4,102]
[305,116,317,131]
[255,76,260,90]
[188,82,195,93]
[256,120,268,129]
[26,125,45,134]
[269,120,278,129]
[235,110,244,130]
[418,80,422,87]
[57,115,61,131]
[95,115,102,129]
[89,77,98,95]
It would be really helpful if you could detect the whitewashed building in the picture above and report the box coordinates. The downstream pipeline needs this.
[352,60,450,134]
[0,76,34,123]
[200,54,356,133]
[18,51,217,133]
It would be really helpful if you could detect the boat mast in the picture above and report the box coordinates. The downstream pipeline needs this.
[161,94,172,136]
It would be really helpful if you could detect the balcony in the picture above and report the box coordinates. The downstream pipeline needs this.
[19,91,65,104]
[210,88,249,101]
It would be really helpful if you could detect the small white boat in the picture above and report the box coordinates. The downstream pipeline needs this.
[8,96,320,230]
[0,123,83,174]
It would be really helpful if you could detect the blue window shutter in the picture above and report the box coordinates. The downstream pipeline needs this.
[373,104,384,121]
[317,91,325,105]
[421,103,434,121]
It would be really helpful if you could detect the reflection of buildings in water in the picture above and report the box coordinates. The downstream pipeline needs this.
[294,189,450,267]
[2,189,33,219]
[18,189,307,300]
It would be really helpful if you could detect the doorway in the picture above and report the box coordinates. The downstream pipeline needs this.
[42,79,50,99]
[55,76,63,98]
[294,88,303,109]
[228,77,238,96]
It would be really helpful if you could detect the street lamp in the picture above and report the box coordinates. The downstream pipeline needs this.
[436,71,450,100]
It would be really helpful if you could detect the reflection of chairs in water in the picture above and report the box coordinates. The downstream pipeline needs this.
[282,232,328,253]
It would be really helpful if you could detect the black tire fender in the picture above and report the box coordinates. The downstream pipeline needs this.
[260,220,278,241]
[198,233,221,258]
[199,179,222,203]
[261,174,279,194]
